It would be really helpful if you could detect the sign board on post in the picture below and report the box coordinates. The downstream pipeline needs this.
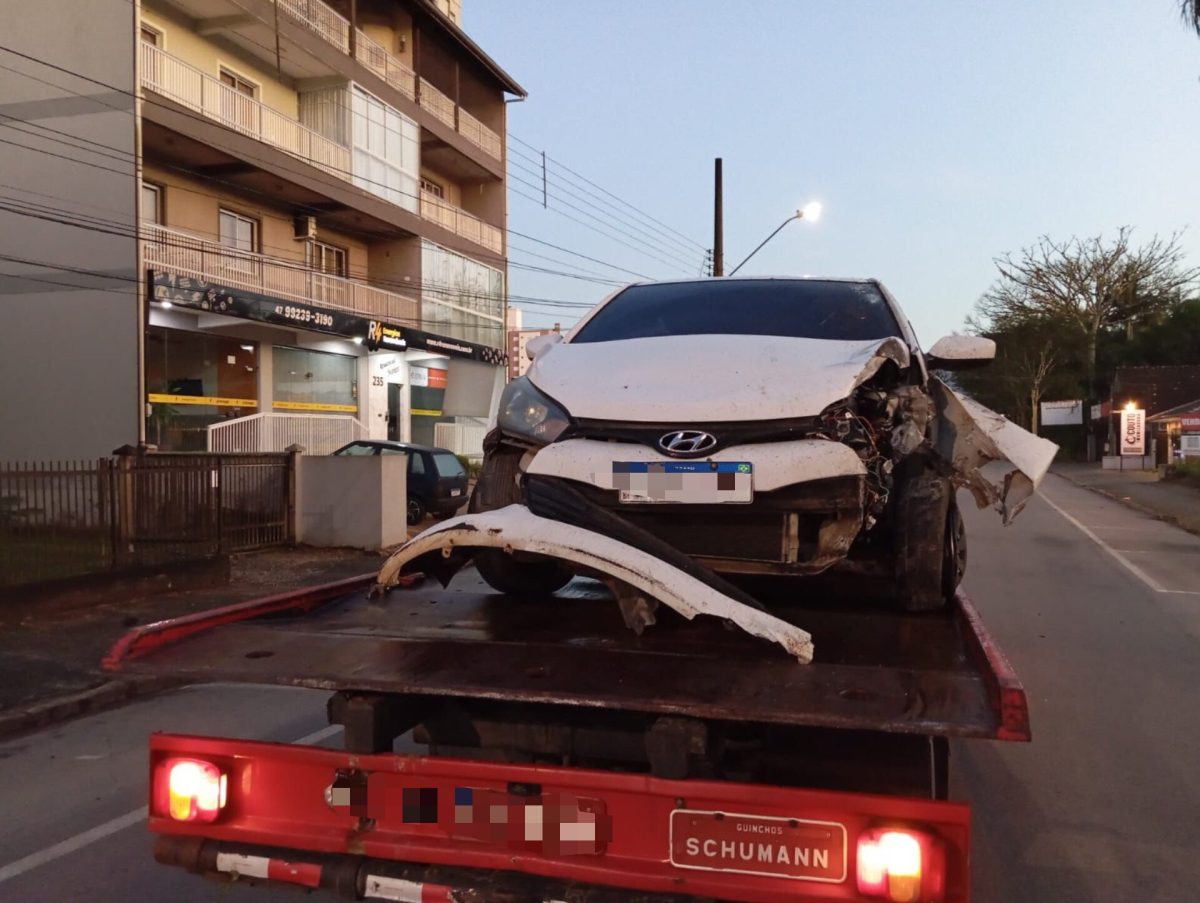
[1120,408,1146,455]
[1040,400,1083,427]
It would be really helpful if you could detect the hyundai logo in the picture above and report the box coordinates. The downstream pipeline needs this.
[658,430,718,457]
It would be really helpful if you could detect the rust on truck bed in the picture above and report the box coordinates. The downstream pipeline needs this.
[104,573,1029,741]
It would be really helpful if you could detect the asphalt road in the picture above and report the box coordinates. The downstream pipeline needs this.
[0,473,1197,901]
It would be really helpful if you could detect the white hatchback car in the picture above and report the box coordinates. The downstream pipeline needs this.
[470,277,1055,610]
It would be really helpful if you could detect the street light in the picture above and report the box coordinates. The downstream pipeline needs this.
[726,202,823,276]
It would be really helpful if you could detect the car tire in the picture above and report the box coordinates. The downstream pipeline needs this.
[892,460,956,612]
[407,496,427,526]
[469,440,572,597]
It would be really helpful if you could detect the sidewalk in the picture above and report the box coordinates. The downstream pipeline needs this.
[1052,462,1200,535]
[0,544,391,736]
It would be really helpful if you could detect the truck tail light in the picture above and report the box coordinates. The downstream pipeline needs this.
[156,757,227,823]
[856,827,946,902]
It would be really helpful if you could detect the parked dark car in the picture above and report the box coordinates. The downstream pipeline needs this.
[331,440,469,525]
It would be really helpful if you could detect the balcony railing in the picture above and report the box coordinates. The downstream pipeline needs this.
[355,29,415,100]
[278,0,350,53]
[420,190,503,255]
[141,43,351,180]
[418,78,456,130]
[457,108,502,160]
[143,224,420,325]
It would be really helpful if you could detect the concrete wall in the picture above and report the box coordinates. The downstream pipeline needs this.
[295,453,407,549]
[0,0,140,460]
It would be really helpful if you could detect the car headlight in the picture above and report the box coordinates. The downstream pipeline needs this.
[497,377,571,444]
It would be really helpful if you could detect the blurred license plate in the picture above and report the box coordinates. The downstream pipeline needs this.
[613,462,752,503]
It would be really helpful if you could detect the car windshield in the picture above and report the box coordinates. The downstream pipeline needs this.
[432,452,466,477]
[570,279,900,343]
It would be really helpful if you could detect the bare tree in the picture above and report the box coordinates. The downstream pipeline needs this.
[1182,0,1200,36]
[977,229,1196,454]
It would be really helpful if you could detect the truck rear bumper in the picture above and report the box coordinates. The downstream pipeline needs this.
[148,732,971,902]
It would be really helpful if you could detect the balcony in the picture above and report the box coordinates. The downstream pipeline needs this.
[274,0,502,161]
[140,43,351,180]
[420,190,502,256]
[143,223,420,325]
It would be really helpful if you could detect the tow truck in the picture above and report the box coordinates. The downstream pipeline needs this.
[104,558,1028,903]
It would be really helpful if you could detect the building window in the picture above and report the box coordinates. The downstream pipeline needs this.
[139,25,161,46]
[351,86,419,212]
[144,327,258,451]
[141,182,162,225]
[420,240,505,348]
[218,209,258,253]
[420,177,445,199]
[272,346,358,413]
[219,67,257,98]
[308,240,348,277]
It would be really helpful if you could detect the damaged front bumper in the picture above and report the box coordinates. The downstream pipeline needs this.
[374,505,815,663]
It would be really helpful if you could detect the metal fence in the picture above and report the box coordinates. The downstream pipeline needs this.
[0,453,293,588]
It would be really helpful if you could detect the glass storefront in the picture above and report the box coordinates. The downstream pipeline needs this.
[145,326,259,451]
[272,346,358,413]
[409,364,448,446]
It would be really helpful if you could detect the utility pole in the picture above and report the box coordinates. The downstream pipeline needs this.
[712,158,723,277]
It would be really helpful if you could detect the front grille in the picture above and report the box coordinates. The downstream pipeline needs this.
[562,417,821,456]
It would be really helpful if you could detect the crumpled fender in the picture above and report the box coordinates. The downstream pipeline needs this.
[931,377,1059,523]
[375,505,814,663]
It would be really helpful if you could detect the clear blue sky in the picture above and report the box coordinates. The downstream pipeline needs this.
[466,1,1200,344]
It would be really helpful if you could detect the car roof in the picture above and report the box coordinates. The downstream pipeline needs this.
[621,275,880,288]
[352,440,454,454]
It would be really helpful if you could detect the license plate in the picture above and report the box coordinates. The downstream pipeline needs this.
[450,489,462,497]
[669,809,847,882]
[613,462,752,504]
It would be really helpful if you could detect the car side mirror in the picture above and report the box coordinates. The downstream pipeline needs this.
[925,335,996,371]
[525,332,563,361]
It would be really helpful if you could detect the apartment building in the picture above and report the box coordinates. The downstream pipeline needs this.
[508,323,562,380]
[1,0,522,458]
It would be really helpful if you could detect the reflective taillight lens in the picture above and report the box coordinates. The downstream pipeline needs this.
[856,827,945,902]
[156,757,227,823]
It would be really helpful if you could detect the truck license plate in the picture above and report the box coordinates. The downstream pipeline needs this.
[613,462,752,504]
[669,809,847,882]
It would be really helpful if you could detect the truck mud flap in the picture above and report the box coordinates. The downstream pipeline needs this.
[374,505,814,663]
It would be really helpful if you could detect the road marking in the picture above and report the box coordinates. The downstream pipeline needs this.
[1041,494,1168,593]
[0,722,343,885]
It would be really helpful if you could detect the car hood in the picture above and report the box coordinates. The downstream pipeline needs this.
[526,334,912,422]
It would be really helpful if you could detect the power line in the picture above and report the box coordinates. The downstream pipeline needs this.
[510,134,708,252]
[507,144,705,261]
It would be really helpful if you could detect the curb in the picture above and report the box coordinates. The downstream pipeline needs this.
[1052,471,1200,538]
[0,676,181,741]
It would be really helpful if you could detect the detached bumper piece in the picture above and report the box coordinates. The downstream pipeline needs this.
[374,504,814,663]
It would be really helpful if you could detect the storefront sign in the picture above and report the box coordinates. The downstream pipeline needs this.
[150,271,507,366]
[1181,413,1200,432]
[1040,400,1083,427]
[409,367,448,389]
[1120,407,1146,455]
[147,393,258,408]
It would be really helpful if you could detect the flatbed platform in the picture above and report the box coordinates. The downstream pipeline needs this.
[105,572,1028,741]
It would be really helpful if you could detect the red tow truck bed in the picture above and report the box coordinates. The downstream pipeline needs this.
[105,572,1029,902]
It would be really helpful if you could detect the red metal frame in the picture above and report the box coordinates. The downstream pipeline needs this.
[956,593,1031,742]
[149,733,970,903]
[102,573,419,670]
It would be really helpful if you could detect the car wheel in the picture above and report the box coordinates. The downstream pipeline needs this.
[469,440,572,597]
[474,549,573,597]
[407,496,427,526]
[941,501,967,601]
[892,460,954,612]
